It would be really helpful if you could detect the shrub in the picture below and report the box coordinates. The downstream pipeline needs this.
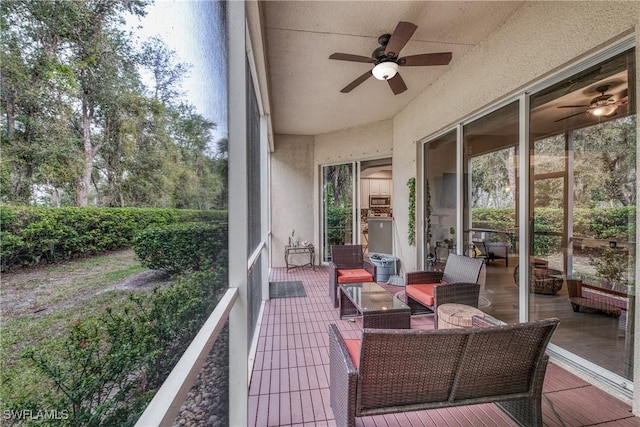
[326,206,351,248]
[133,222,228,274]
[19,270,227,426]
[471,208,516,231]
[0,206,227,270]
[586,207,636,240]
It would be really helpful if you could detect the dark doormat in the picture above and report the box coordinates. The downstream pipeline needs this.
[269,281,307,298]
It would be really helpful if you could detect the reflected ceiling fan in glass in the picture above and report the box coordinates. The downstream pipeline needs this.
[555,85,628,122]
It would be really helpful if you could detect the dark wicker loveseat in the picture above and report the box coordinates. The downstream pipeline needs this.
[328,318,559,427]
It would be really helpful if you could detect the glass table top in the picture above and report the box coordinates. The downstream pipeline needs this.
[339,282,409,312]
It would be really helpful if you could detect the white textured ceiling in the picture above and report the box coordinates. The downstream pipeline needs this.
[261,1,525,136]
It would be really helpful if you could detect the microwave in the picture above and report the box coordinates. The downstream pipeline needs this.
[369,195,391,207]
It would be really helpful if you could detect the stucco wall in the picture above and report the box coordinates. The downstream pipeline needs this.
[271,134,315,267]
[392,1,640,273]
[314,119,393,164]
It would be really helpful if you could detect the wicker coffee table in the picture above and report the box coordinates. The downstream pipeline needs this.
[339,282,410,329]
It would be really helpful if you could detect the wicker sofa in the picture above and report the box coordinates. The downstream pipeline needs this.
[567,278,628,317]
[404,254,484,327]
[328,318,560,427]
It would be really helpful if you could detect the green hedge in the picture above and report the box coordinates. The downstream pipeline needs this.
[471,208,516,231]
[133,222,228,274]
[471,207,635,241]
[0,206,227,270]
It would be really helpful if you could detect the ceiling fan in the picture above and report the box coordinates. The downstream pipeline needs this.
[329,21,452,95]
[555,85,628,122]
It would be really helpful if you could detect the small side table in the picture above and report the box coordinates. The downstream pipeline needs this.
[435,241,454,262]
[285,244,315,272]
[437,303,486,329]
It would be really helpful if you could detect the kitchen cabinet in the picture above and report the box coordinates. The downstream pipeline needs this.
[361,178,392,208]
[361,179,370,208]
[369,179,391,196]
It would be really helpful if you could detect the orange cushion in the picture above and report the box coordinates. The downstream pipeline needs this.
[406,284,435,307]
[337,269,373,284]
[344,338,361,369]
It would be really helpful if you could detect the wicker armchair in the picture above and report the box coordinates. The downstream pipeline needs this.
[328,318,560,427]
[329,245,376,308]
[404,254,484,327]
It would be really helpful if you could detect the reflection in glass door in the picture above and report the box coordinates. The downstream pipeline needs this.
[322,163,356,262]
[423,131,458,268]
[529,48,635,381]
[463,102,520,323]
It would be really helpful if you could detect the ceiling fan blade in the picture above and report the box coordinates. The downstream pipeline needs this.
[340,70,373,93]
[614,88,628,100]
[398,52,452,66]
[329,53,375,63]
[554,110,586,122]
[384,21,417,57]
[557,104,590,108]
[387,72,407,95]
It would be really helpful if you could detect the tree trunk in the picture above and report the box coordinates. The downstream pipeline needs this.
[76,97,94,206]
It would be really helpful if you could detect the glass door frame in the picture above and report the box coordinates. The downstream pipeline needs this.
[419,128,462,270]
[320,161,359,264]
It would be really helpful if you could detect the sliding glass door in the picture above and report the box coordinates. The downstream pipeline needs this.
[321,162,357,262]
[423,131,458,267]
[419,44,636,394]
[529,48,636,381]
[463,102,520,322]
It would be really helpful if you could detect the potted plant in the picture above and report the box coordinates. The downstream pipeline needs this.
[443,227,456,249]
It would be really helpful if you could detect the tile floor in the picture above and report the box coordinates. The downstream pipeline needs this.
[248,266,639,426]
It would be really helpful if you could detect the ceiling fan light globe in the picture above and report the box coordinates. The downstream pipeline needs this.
[372,62,398,81]
[590,104,617,117]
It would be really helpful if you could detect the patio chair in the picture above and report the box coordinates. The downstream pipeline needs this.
[404,254,483,327]
[329,245,376,308]
[473,240,509,266]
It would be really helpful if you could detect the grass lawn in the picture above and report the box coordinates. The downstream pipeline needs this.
[1,249,172,409]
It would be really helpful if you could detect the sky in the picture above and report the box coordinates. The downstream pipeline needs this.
[126,0,228,148]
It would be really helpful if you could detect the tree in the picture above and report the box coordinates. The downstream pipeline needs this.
[1,0,82,203]
[574,117,636,207]
[139,36,190,104]
[64,0,149,206]
[1,0,227,210]
[470,147,515,209]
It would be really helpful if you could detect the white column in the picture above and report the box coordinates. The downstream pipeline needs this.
[228,1,248,425]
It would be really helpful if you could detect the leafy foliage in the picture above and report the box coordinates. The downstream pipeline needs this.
[18,270,226,427]
[0,206,227,270]
[0,0,227,208]
[133,222,228,274]
[590,247,630,286]
[407,177,416,246]
[470,147,516,208]
[471,206,635,250]
[323,164,353,247]
[325,207,351,248]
